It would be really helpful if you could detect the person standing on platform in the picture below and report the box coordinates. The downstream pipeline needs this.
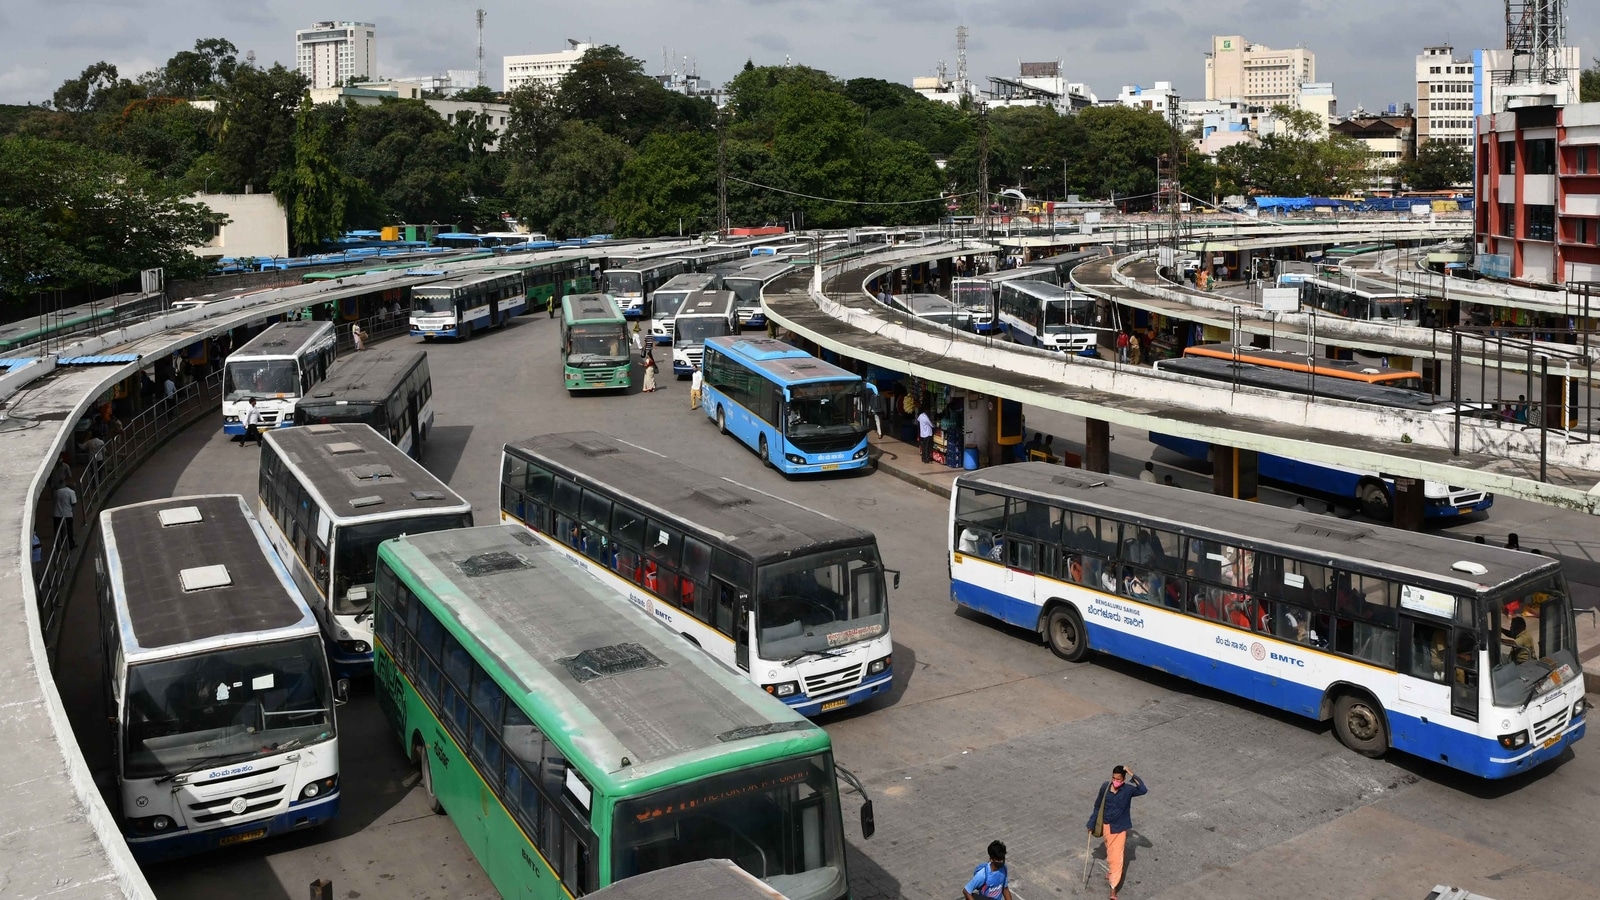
[1139,462,1157,483]
[689,363,703,410]
[352,323,366,351]
[1086,766,1148,900]
[53,481,78,551]
[917,407,935,463]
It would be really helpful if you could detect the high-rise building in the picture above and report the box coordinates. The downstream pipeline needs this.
[1204,35,1315,107]
[295,21,377,90]
[503,40,593,93]
[1416,46,1476,148]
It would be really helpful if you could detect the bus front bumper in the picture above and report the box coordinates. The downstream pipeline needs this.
[411,327,459,338]
[784,670,893,716]
[779,448,871,474]
[328,642,374,678]
[1425,495,1494,518]
[126,791,340,864]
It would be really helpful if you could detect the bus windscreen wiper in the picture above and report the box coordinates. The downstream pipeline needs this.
[783,648,846,667]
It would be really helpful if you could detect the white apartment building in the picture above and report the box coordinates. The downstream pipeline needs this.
[503,40,593,93]
[1114,82,1180,120]
[1416,45,1475,148]
[1204,35,1315,107]
[295,21,376,90]
[1476,46,1584,115]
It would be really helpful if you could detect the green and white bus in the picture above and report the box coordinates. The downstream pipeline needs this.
[373,525,871,899]
[485,256,595,316]
[561,293,632,393]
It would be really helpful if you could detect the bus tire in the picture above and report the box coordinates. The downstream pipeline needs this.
[759,435,773,468]
[413,741,445,814]
[1332,692,1389,758]
[1357,479,1392,521]
[459,321,473,342]
[1044,604,1089,662]
[716,406,728,435]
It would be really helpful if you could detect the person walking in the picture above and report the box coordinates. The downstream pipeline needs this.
[917,407,935,464]
[352,323,366,352]
[641,354,659,393]
[162,373,177,419]
[548,293,558,318]
[962,840,1014,900]
[1116,331,1130,364]
[868,387,884,438]
[238,397,264,447]
[53,481,78,551]
[1086,765,1148,900]
[689,363,703,410]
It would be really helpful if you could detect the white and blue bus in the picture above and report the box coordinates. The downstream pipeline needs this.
[995,280,1103,355]
[1149,353,1493,522]
[222,320,338,436]
[500,431,896,717]
[258,423,474,676]
[948,465,1585,779]
[96,494,341,862]
[603,258,687,319]
[700,336,875,475]
[409,270,526,340]
[648,272,718,345]
[720,260,795,329]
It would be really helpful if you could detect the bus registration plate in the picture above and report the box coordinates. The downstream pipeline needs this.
[821,698,848,712]
[219,828,268,847]
[821,464,840,471]
[1543,735,1562,750]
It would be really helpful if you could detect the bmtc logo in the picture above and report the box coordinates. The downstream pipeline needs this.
[1250,642,1266,661]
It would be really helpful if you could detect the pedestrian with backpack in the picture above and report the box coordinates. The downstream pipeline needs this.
[963,839,1013,900]
[1085,765,1148,900]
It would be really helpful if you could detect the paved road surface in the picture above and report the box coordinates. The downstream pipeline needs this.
[54,312,1600,900]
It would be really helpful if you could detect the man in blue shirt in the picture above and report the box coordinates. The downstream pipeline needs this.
[1086,766,1148,900]
[963,839,1013,900]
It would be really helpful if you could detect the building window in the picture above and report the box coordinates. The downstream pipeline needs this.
[1526,205,1555,241]
[1526,139,1556,175]
[1498,203,1516,237]
[1575,146,1595,174]
[1499,144,1516,175]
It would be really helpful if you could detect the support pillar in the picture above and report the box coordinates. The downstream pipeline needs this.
[1084,418,1111,474]
[1211,445,1259,501]
[1390,477,1426,531]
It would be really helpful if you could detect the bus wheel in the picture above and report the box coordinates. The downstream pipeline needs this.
[1044,605,1089,662]
[716,406,728,435]
[1357,480,1392,521]
[459,321,473,341]
[1333,692,1389,758]
[414,742,445,814]
[759,435,773,468]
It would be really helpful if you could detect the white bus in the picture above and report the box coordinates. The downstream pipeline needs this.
[222,320,338,436]
[96,494,341,862]
[603,258,687,319]
[500,431,897,717]
[671,290,740,376]
[409,271,527,340]
[949,465,1584,779]
[948,278,996,333]
[648,272,718,345]
[1301,277,1417,322]
[996,280,1103,355]
[258,423,474,675]
[720,260,796,329]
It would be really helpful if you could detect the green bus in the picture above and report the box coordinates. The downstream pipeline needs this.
[561,293,632,393]
[485,256,596,315]
[373,525,870,899]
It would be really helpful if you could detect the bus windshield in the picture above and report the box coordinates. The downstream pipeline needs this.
[333,514,472,615]
[122,637,334,780]
[675,317,731,344]
[1488,575,1581,708]
[411,290,455,315]
[757,545,887,658]
[569,324,628,362]
[297,402,383,427]
[607,272,643,295]
[611,754,847,900]
[653,290,692,318]
[225,360,299,400]
[726,280,762,306]
[784,382,868,441]
[950,282,990,312]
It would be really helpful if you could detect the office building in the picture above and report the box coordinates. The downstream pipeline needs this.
[1416,45,1476,148]
[1332,114,1416,191]
[504,40,593,92]
[1475,102,1600,283]
[1114,82,1181,120]
[1204,35,1315,107]
[295,21,376,90]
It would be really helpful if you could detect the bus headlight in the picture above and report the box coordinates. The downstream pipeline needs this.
[785,454,806,465]
[764,681,799,698]
[1497,730,1530,749]
[853,448,868,460]
[128,814,177,835]
[300,776,338,800]
[337,640,371,655]
[867,655,891,675]
[1574,698,1587,721]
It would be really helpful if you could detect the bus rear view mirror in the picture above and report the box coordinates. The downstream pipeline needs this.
[860,800,876,839]
[334,678,350,706]
[886,569,901,590]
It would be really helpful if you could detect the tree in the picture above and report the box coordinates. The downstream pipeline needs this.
[0,136,224,297]
[214,63,307,193]
[604,131,715,236]
[858,136,944,226]
[1582,58,1599,103]
[510,120,631,238]
[556,45,709,145]
[1401,140,1472,191]
[156,38,239,99]
[453,85,499,103]
[338,100,471,225]
[271,96,352,252]
[109,98,215,181]
[51,62,143,114]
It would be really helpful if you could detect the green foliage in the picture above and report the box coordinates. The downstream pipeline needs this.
[154,39,239,99]
[271,97,352,252]
[605,131,715,235]
[556,45,713,145]
[0,136,224,296]
[510,120,631,238]
[453,85,499,103]
[1581,58,1599,103]
[215,63,307,193]
[51,62,144,114]
[1400,140,1472,191]
[1216,118,1371,197]
[108,99,215,181]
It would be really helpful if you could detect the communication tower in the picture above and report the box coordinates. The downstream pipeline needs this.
[956,25,969,98]
[476,9,487,90]
[1504,0,1567,86]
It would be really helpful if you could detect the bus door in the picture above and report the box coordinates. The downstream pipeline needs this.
[1395,615,1465,734]
[716,580,749,671]
[488,284,502,328]
[406,395,422,454]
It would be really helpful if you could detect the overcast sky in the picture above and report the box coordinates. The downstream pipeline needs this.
[2,0,1595,114]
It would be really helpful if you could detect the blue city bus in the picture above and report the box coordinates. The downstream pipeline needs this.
[700,336,875,475]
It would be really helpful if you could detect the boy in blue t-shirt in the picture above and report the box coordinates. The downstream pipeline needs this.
[963,840,1014,900]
